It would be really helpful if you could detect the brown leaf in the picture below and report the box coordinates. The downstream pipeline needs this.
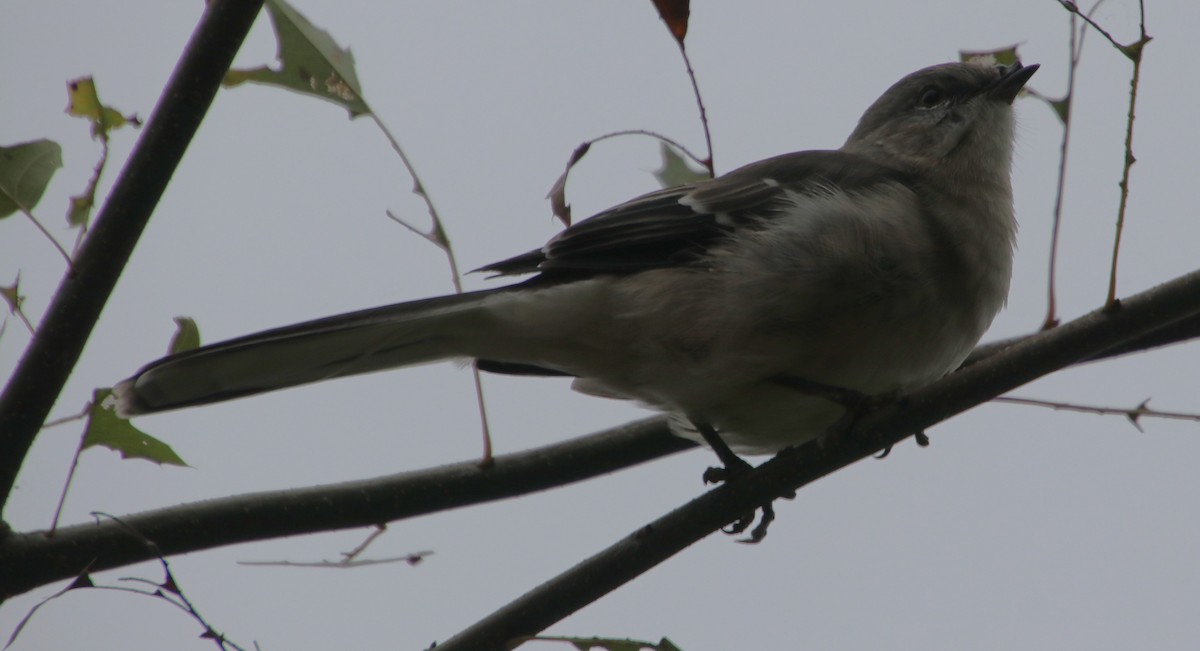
[650,0,690,43]
[546,141,591,227]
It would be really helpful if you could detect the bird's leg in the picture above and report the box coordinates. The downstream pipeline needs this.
[694,419,752,484]
[875,430,930,459]
[692,419,777,543]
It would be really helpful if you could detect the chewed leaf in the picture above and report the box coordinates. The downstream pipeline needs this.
[168,316,201,355]
[87,389,187,466]
[224,0,371,117]
[546,141,591,227]
[0,139,63,219]
[652,143,708,189]
[65,77,141,140]
[959,45,1021,67]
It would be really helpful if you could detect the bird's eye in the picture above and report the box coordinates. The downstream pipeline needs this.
[918,87,945,108]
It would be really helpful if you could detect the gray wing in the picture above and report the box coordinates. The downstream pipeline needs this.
[478,150,913,279]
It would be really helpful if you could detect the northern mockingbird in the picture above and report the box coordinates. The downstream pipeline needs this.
[115,61,1037,458]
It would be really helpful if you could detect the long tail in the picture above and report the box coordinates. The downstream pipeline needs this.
[113,288,508,416]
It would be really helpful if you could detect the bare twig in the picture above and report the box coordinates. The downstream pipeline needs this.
[1106,34,1148,307]
[587,129,708,172]
[238,551,432,569]
[45,402,94,533]
[236,523,434,570]
[341,523,388,563]
[70,137,111,254]
[13,202,72,267]
[1055,0,1119,47]
[993,395,1200,432]
[39,403,90,428]
[673,41,714,175]
[1037,6,1092,329]
[376,116,495,465]
[49,426,90,534]
[7,514,250,651]
[1057,0,1151,308]
[385,208,494,464]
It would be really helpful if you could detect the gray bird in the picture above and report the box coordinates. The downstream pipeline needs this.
[115,60,1037,456]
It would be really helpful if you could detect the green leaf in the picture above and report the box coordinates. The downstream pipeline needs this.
[65,77,141,140]
[0,139,63,219]
[652,143,708,189]
[959,45,1021,67]
[0,275,21,315]
[66,193,93,228]
[1049,96,1070,125]
[224,0,371,117]
[168,316,201,355]
[87,389,187,466]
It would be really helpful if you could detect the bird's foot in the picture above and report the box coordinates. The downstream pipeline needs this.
[874,430,930,459]
[692,419,783,543]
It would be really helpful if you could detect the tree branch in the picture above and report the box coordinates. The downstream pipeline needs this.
[0,0,265,512]
[0,419,689,601]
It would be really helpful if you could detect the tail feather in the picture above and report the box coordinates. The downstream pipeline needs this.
[113,289,503,416]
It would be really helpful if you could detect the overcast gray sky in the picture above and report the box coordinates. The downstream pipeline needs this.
[3,1,1200,649]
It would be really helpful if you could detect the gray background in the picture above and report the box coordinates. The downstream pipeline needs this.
[2,0,1198,649]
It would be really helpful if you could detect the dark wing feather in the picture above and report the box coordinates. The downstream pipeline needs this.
[478,150,912,279]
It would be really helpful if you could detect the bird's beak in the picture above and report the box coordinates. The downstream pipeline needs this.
[988,62,1040,104]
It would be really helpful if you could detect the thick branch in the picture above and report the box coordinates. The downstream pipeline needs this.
[0,419,689,601]
[0,0,264,512]
[435,266,1200,650]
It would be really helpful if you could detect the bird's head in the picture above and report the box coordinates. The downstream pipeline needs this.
[842,61,1038,188]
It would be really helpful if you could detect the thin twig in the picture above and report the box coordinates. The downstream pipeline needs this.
[40,403,90,428]
[1040,11,1083,329]
[375,115,495,464]
[1106,31,1148,307]
[673,41,714,175]
[1058,0,1150,308]
[1055,0,1123,48]
[993,395,1199,432]
[589,129,709,171]
[49,426,90,534]
[71,137,111,254]
[14,203,73,267]
[238,551,432,569]
[341,523,388,563]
